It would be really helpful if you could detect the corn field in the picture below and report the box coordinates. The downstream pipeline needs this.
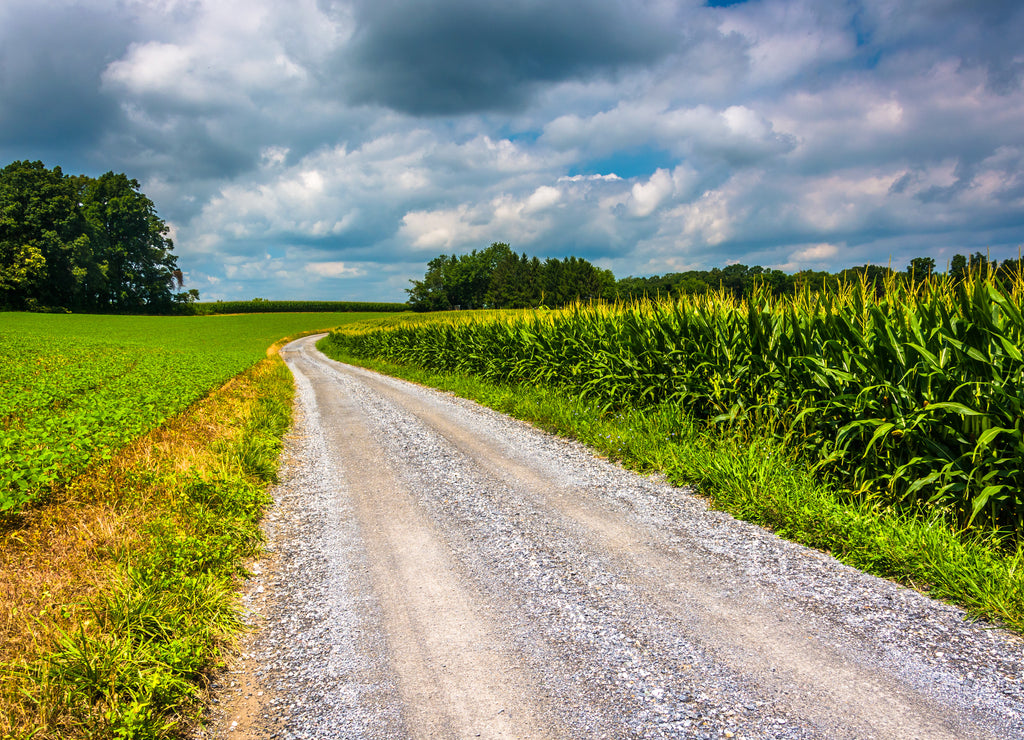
[327,273,1024,535]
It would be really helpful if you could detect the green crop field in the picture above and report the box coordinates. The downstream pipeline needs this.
[0,312,387,513]
[325,273,1024,538]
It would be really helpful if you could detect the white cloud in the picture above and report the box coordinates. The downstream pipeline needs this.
[7,0,1023,301]
[542,101,795,165]
[400,206,479,250]
[260,146,289,168]
[629,169,673,217]
[558,173,622,183]
[776,243,842,271]
[304,261,366,278]
[399,185,565,251]
[523,185,562,213]
[718,0,856,85]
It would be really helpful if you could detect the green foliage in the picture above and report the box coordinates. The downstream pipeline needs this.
[0,161,190,313]
[1,349,293,739]
[0,311,389,513]
[327,272,1024,536]
[616,263,808,301]
[34,362,291,739]
[614,253,1024,302]
[406,242,615,311]
[319,344,1024,632]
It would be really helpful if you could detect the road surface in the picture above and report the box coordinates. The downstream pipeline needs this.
[199,334,1023,739]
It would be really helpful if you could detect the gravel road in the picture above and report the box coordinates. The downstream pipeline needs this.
[198,334,1024,740]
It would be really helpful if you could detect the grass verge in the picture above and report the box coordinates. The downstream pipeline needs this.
[0,356,292,739]
[318,338,1024,634]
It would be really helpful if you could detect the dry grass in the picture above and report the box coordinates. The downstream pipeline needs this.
[0,359,280,738]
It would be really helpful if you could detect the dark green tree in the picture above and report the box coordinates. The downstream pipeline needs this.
[486,252,541,308]
[949,252,992,281]
[79,172,182,311]
[0,161,191,312]
[949,253,968,279]
[906,256,936,282]
[406,254,455,311]
[0,161,92,309]
[408,244,615,311]
[536,256,614,306]
[407,243,515,311]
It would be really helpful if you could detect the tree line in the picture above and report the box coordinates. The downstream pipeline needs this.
[615,253,1023,301]
[406,242,615,311]
[0,160,195,313]
[408,244,1023,310]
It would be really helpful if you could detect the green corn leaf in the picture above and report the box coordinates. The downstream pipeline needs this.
[864,422,896,455]
[968,484,1009,526]
[925,401,985,416]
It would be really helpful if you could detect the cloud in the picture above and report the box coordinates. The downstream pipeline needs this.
[558,173,622,183]
[339,0,680,115]
[2,0,1024,303]
[523,185,562,213]
[398,186,565,251]
[718,0,857,86]
[629,169,674,218]
[0,0,134,160]
[543,101,796,168]
[776,242,842,272]
[304,261,367,278]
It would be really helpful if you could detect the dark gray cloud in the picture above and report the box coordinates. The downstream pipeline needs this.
[856,0,1024,94]
[0,3,134,166]
[2,0,1024,302]
[340,0,681,114]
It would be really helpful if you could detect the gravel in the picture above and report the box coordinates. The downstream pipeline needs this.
[197,336,1024,740]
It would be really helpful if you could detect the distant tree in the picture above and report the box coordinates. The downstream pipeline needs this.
[836,264,895,296]
[906,256,936,282]
[716,263,752,298]
[0,161,192,312]
[0,161,92,309]
[406,254,455,311]
[78,171,182,311]
[949,252,991,281]
[996,257,1024,286]
[407,242,515,311]
[486,252,541,308]
[949,253,968,279]
[407,243,614,311]
[538,256,614,306]
[791,269,837,293]
[968,251,991,276]
[675,274,712,296]
[759,268,794,296]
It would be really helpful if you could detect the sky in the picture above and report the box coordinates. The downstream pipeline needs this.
[2,0,1023,302]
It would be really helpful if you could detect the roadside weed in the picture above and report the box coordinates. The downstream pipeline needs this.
[1,355,293,738]
[324,272,1024,535]
[321,343,1024,633]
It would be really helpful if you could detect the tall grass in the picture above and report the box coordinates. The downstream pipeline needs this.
[314,346,1024,630]
[326,271,1024,537]
[1,358,292,738]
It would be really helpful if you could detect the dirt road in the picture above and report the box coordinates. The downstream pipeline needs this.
[200,334,1023,739]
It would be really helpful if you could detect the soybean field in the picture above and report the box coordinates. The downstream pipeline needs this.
[0,311,392,513]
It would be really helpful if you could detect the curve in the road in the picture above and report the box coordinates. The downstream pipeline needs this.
[202,335,1024,740]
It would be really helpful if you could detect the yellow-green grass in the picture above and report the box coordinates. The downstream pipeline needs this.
[325,273,1024,535]
[320,274,1024,632]
[0,312,397,513]
[0,312,379,738]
